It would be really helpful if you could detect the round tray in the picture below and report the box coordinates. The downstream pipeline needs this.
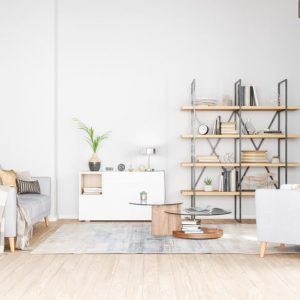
[173,227,223,240]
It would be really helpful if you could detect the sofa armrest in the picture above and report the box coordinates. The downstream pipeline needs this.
[32,177,51,198]
[0,185,17,237]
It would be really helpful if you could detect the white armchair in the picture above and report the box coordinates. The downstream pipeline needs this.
[255,189,300,257]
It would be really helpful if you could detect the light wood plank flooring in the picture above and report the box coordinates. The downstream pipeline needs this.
[1,220,300,300]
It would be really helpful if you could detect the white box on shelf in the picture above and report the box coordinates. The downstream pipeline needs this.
[78,171,165,221]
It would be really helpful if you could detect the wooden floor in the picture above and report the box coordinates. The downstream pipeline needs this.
[1,221,300,300]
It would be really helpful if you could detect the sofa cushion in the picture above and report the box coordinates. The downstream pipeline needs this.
[18,194,50,221]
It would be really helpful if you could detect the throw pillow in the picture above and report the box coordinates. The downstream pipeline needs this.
[16,179,41,194]
[0,170,17,187]
[16,171,32,181]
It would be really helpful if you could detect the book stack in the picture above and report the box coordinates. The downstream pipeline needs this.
[196,155,220,163]
[241,150,269,163]
[181,219,203,234]
[221,122,237,134]
[237,86,259,106]
[219,169,237,192]
[194,98,217,106]
[83,187,102,195]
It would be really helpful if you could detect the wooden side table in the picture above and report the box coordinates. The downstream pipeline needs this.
[129,201,182,236]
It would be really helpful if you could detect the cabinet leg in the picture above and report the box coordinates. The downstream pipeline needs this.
[44,216,49,227]
[260,242,267,258]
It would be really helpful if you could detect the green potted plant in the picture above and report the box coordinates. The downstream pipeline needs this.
[204,177,213,192]
[74,118,110,171]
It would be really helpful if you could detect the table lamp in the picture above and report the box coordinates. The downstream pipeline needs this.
[141,147,156,171]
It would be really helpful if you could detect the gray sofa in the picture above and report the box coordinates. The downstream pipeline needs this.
[0,176,51,252]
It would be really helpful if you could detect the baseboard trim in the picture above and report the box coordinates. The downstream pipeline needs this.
[57,215,78,220]
[49,216,58,222]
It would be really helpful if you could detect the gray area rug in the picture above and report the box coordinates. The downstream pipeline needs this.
[32,223,300,254]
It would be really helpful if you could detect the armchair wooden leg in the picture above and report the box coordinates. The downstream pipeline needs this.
[44,216,49,227]
[8,237,15,253]
[260,242,267,258]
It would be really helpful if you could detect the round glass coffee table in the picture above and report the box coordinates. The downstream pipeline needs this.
[165,207,231,239]
[129,201,183,236]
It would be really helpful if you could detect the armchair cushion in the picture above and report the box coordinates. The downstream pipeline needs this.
[18,194,50,224]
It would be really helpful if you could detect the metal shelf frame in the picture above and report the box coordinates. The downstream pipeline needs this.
[187,78,291,222]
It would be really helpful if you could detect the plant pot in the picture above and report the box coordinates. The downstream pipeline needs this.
[89,152,101,171]
[204,185,213,192]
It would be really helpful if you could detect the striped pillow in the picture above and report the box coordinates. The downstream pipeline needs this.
[16,179,41,194]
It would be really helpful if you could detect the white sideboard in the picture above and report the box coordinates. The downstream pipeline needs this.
[78,171,165,220]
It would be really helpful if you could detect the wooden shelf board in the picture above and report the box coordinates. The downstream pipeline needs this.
[181,134,300,139]
[181,105,300,112]
[241,162,300,167]
[181,162,300,167]
[181,162,239,167]
[181,190,255,196]
[181,134,237,139]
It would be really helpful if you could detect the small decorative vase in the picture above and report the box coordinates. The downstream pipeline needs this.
[204,185,213,192]
[140,191,147,204]
[89,152,101,171]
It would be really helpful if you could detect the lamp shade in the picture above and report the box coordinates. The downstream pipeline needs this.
[141,147,156,155]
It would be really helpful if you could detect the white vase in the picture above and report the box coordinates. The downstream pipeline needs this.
[89,152,101,171]
[204,185,213,192]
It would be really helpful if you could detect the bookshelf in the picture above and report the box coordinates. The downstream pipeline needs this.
[181,79,300,221]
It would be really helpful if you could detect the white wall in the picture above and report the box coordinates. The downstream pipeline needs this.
[0,0,57,219]
[1,0,300,219]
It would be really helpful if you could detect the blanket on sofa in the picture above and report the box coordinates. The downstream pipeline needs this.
[0,190,8,253]
[16,196,33,250]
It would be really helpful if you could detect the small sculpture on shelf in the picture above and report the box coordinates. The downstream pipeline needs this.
[242,118,256,135]
[223,153,234,163]
[222,95,233,106]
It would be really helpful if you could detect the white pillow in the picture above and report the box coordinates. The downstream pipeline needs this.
[16,171,32,181]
